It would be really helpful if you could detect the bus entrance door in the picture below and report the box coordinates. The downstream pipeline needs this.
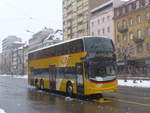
[49,65,56,90]
[76,63,84,95]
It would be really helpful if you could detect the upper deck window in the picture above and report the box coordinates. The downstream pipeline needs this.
[84,37,114,54]
[28,39,84,61]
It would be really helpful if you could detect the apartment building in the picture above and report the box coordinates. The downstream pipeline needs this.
[2,36,22,52]
[63,0,124,40]
[114,0,150,76]
[63,0,90,40]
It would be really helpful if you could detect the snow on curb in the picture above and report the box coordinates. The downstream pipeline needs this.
[0,108,6,113]
[118,80,150,88]
[65,97,73,101]
[0,74,28,79]
[13,75,28,79]
[0,75,11,77]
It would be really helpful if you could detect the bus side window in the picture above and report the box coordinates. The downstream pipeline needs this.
[66,43,70,54]
[72,41,76,53]
[51,47,55,56]
[76,63,83,74]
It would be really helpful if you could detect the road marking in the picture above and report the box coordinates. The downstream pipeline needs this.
[95,98,112,103]
[106,98,150,107]
[141,97,150,100]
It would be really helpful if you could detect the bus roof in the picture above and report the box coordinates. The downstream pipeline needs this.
[28,36,111,54]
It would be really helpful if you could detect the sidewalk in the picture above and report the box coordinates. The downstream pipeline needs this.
[118,79,150,88]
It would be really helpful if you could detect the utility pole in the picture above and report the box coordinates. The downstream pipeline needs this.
[22,46,25,75]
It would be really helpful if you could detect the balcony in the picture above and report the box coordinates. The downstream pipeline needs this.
[118,25,128,33]
[133,37,144,43]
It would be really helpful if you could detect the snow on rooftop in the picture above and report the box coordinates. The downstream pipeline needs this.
[0,109,6,113]
[13,41,24,44]
[18,46,24,50]
[90,0,113,13]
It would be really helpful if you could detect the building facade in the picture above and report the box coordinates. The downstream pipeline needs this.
[11,45,28,75]
[63,0,124,40]
[29,28,54,51]
[2,36,22,52]
[63,0,90,40]
[1,36,24,75]
[90,1,114,41]
[90,0,125,41]
[114,0,150,76]
[0,53,3,74]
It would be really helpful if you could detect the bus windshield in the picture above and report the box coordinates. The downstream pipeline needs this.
[84,37,114,54]
[88,61,116,81]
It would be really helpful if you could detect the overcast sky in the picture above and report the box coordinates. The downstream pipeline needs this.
[0,0,62,51]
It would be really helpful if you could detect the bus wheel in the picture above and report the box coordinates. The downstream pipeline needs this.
[35,79,38,89]
[66,83,73,97]
[40,80,44,90]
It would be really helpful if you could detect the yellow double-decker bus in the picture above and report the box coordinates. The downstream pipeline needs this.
[28,36,118,97]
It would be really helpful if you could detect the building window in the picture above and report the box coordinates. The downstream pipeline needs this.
[116,10,119,17]
[137,29,142,39]
[128,18,133,26]
[77,0,81,2]
[92,22,94,27]
[102,17,105,22]
[77,21,83,26]
[107,27,110,33]
[123,20,127,27]
[146,43,150,53]
[98,19,100,24]
[129,4,132,11]
[129,32,134,40]
[92,32,94,36]
[98,29,100,35]
[117,34,120,42]
[145,12,150,21]
[117,22,121,30]
[125,6,128,13]
[102,28,105,35]
[139,0,145,7]
[123,33,127,40]
[136,0,140,9]
[107,16,110,21]
[119,7,122,16]
[145,0,149,5]
[132,2,136,9]
[136,15,141,24]
[122,7,125,14]
[147,27,150,36]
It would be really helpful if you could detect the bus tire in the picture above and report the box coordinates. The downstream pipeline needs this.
[40,80,44,90]
[66,82,73,97]
[35,79,39,89]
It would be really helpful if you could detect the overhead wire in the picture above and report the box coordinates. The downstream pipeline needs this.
[0,0,33,20]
